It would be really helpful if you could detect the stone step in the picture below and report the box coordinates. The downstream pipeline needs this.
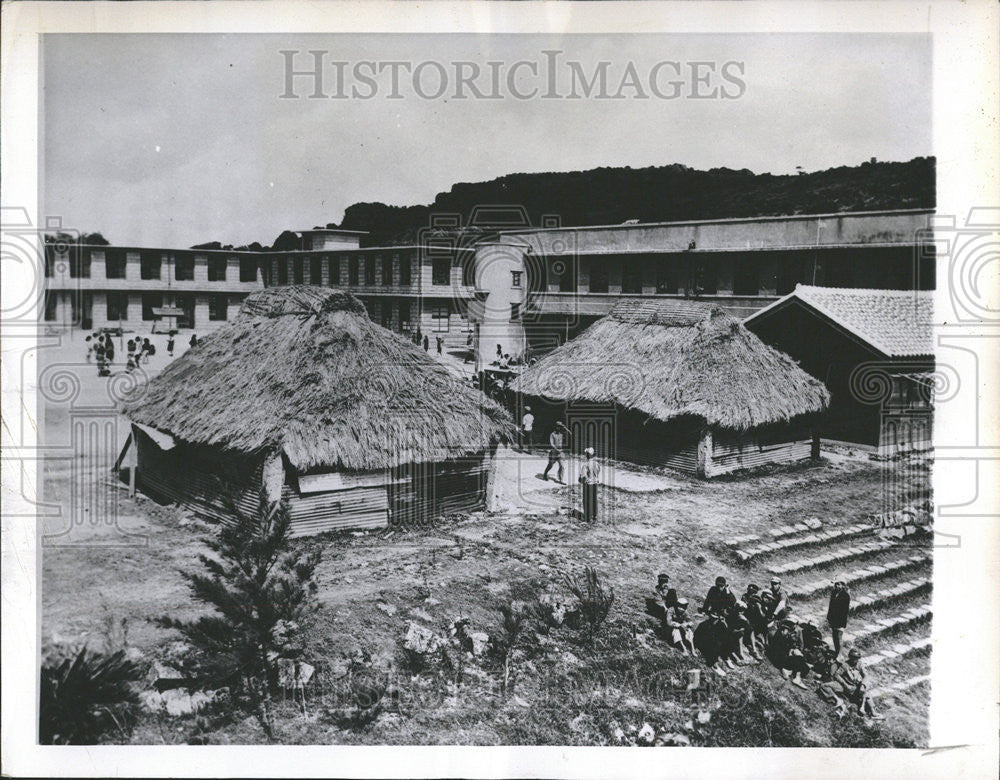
[736,522,876,563]
[769,538,903,577]
[849,579,932,614]
[727,517,824,551]
[862,637,932,668]
[789,552,930,599]
[870,673,931,700]
[843,605,932,646]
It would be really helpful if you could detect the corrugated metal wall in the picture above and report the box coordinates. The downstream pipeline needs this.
[135,426,489,537]
[711,430,812,475]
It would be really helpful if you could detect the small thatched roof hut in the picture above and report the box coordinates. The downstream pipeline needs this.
[121,287,514,535]
[516,299,830,477]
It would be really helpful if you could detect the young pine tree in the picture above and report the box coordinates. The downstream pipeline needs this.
[158,489,321,739]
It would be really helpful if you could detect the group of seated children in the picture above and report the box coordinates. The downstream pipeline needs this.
[646,573,880,719]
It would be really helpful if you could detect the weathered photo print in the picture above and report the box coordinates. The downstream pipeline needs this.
[3,6,997,774]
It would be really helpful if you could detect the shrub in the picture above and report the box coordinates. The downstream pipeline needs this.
[562,567,614,640]
[39,647,142,744]
[489,603,527,695]
[157,489,321,740]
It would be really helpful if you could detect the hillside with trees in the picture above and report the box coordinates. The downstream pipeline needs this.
[332,156,934,246]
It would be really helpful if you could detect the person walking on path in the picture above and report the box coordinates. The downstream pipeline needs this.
[520,406,534,452]
[423,334,429,352]
[436,336,443,355]
[189,333,199,349]
[827,581,851,656]
[579,446,601,523]
[167,332,175,357]
[542,422,569,483]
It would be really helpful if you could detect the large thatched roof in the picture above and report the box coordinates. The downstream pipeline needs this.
[516,299,830,430]
[124,287,514,471]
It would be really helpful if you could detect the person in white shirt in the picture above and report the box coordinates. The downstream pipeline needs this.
[520,406,534,452]
[579,446,602,522]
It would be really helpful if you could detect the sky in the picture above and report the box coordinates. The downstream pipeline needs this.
[42,33,932,248]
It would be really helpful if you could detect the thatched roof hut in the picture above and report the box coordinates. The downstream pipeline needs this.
[516,299,830,477]
[122,287,514,535]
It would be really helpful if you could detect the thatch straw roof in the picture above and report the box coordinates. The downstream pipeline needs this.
[124,287,514,471]
[516,299,830,430]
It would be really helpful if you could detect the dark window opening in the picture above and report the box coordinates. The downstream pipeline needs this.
[557,258,576,293]
[69,248,91,279]
[327,256,341,285]
[399,301,411,331]
[140,251,162,280]
[207,256,227,282]
[142,292,163,321]
[239,257,258,282]
[44,291,58,321]
[431,258,450,286]
[106,292,129,321]
[44,245,56,277]
[694,259,717,295]
[589,261,608,293]
[399,254,413,286]
[461,255,475,287]
[364,256,376,286]
[105,249,127,279]
[310,256,323,285]
[511,270,522,288]
[348,256,359,285]
[175,293,195,328]
[622,259,642,294]
[655,260,677,294]
[432,304,450,332]
[209,294,228,321]
[276,258,288,286]
[292,258,304,285]
[510,303,521,321]
[382,256,394,286]
[174,254,195,281]
[732,260,759,296]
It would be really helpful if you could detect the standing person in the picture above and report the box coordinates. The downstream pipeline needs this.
[104,335,115,366]
[422,334,429,352]
[520,406,534,452]
[167,332,175,357]
[827,581,851,656]
[189,333,198,349]
[436,336,443,355]
[541,422,569,483]
[579,446,601,523]
[126,338,136,363]
[495,343,502,362]
[464,332,473,364]
[85,335,93,363]
[414,327,422,346]
[140,337,152,363]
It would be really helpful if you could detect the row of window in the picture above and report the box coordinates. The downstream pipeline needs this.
[43,292,467,332]
[43,292,233,323]
[43,247,259,283]
[270,254,475,288]
[540,254,922,297]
